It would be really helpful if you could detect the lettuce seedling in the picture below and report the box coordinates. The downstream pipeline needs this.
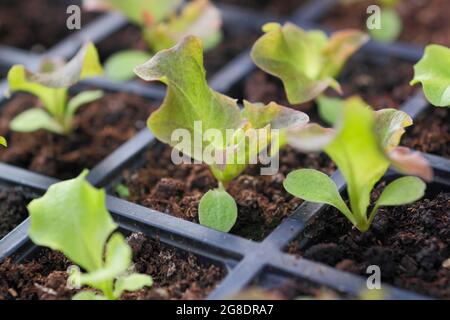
[410,44,450,107]
[134,36,310,232]
[28,170,153,300]
[251,22,368,124]
[284,97,432,232]
[6,43,104,135]
[84,0,222,81]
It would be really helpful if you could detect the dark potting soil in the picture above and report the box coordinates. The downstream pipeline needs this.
[320,0,450,47]
[0,232,225,300]
[287,185,450,299]
[0,187,36,240]
[0,92,156,180]
[240,55,415,112]
[402,108,450,158]
[96,24,258,77]
[0,0,97,52]
[116,143,335,241]
[216,0,307,16]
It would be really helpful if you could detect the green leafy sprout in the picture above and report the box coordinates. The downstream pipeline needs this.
[83,0,222,81]
[283,97,433,232]
[251,22,368,124]
[411,44,450,107]
[28,170,153,300]
[134,36,310,233]
[6,42,104,135]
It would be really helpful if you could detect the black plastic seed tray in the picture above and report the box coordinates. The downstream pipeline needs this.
[0,0,449,300]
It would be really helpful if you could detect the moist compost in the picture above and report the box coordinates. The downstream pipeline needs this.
[402,108,450,158]
[217,0,307,15]
[321,0,450,47]
[0,0,96,52]
[0,187,36,240]
[288,185,450,299]
[0,92,156,180]
[97,24,258,77]
[116,143,335,241]
[241,55,415,111]
[0,232,225,300]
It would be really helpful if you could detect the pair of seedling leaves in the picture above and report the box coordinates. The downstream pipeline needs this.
[133,30,431,233]
[83,0,222,81]
[28,170,153,300]
[6,42,104,135]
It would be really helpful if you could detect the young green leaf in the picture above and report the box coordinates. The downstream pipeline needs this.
[199,188,237,232]
[29,170,116,271]
[369,8,402,43]
[284,169,355,225]
[10,108,65,134]
[104,50,153,81]
[0,136,6,147]
[316,95,344,125]
[251,22,368,104]
[28,170,152,300]
[66,90,104,120]
[410,44,450,107]
[375,176,426,207]
[114,274,154,298]
[368,176,425,225]
[7,42,104,134]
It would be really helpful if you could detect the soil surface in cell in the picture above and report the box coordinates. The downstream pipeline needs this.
[217,0,307,15]
[0,187,36,240]
[0,93,155,180]
[0,0,96,51]
[116,143,335,241]
[402,108,450,158]
[288,184,450,299]
[97,24,258,77]
[242,55,415,112]
[321,0,450,47]
[0,232,225,300]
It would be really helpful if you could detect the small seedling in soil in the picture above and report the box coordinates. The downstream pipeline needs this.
[343,0,402,42]
[251,22,368,124]
[134,36,310,232]
[6,43,104,135]
[411,44,450,107]
[83,0,222,81]
[27,170,153,300]
[283,96,433,232]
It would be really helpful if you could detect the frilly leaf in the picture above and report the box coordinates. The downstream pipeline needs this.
[144,0,222,52]
[242,100,309,130]
[251,22,367,104]
[28,170,117,272]
[374,108,412,152]
[388,147,433,181]
[20,42,102,88]
[411,44,450,107]
[135,36,242,162]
